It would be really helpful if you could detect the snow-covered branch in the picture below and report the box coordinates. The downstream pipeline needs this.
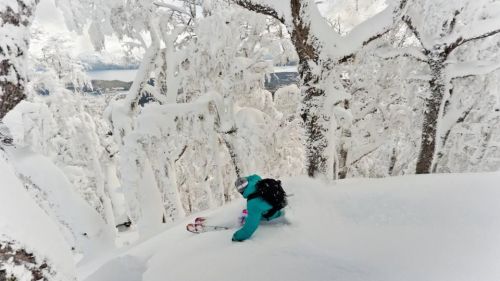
[348,142,384,166]
[446,60,500,79]
[153,1,191,16]
[445,18,500,53]
[233,0,285,23]
[124,19,161,112]
[340,0,410,58]
[437,88,483,168]
[374,46,428,63]
[401,15,426,51]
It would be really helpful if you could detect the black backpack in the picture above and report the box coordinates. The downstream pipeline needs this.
[247,178,288,219]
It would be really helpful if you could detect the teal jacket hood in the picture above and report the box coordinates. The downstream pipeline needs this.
[241,174,261,198]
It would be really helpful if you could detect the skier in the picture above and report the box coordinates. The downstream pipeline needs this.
[232,174,286,242]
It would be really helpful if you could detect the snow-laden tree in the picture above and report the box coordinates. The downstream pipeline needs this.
[0,0,39,118]
[0,0,74,278]
[2,6,121,253]
[326,0,500,176]
[336,47,421,177]
[270,84,305,177]
[32,32,91,92]
[432,38,500,172]
[234,0,409,179]
[178,2,296,174]
[106,1,305,233]
[9,90,118,224]
[401,0,500,173]
[2,73,117,259]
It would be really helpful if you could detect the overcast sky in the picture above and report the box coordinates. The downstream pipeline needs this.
[33,0,124,57]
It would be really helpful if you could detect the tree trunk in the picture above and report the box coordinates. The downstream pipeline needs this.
[234,0,336,178]
[416,55,446,174]
[291,0,330,177]
[0,0,39,119]
[299,60,330,177]
[388,147,397,175]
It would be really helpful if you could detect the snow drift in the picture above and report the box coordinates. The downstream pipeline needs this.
[84,172,500,281]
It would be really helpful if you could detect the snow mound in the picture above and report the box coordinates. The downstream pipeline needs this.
[85,172,500,281]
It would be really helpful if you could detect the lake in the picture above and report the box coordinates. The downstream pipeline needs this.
[87,65,298,83]
[87,69,138,82]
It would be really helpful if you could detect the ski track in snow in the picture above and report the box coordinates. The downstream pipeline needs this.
[83,173,500,281]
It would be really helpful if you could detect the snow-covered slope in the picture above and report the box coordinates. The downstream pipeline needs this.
[83,172,500,281]
[0,151,76,280]
[5,146,115,262]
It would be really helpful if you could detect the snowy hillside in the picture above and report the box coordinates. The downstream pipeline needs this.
[83,173,500,281]
[2,0,500,280]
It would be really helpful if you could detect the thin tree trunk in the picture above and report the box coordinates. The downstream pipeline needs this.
[221,133,241,177]
[299,60,329,177]
[416,56,446,174]
[233,0,348,178]
[388,147,397,175]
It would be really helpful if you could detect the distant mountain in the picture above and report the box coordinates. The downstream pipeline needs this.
[80,71,299,95]
[78,52,140,71]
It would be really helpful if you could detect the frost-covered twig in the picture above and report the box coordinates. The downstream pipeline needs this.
[446,60,500,79]
[348,143,384,166]
[174,145,188,163]
[445,19,500,54]
[340,0,410,59]
[153,1,191,16]
[374,46,428,63]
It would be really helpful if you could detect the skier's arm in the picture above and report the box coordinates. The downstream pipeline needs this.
[232,202,262,241]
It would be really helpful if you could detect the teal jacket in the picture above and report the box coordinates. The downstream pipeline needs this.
[232,174,283,241]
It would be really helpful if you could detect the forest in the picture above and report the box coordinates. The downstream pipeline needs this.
[1,0,499,280]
